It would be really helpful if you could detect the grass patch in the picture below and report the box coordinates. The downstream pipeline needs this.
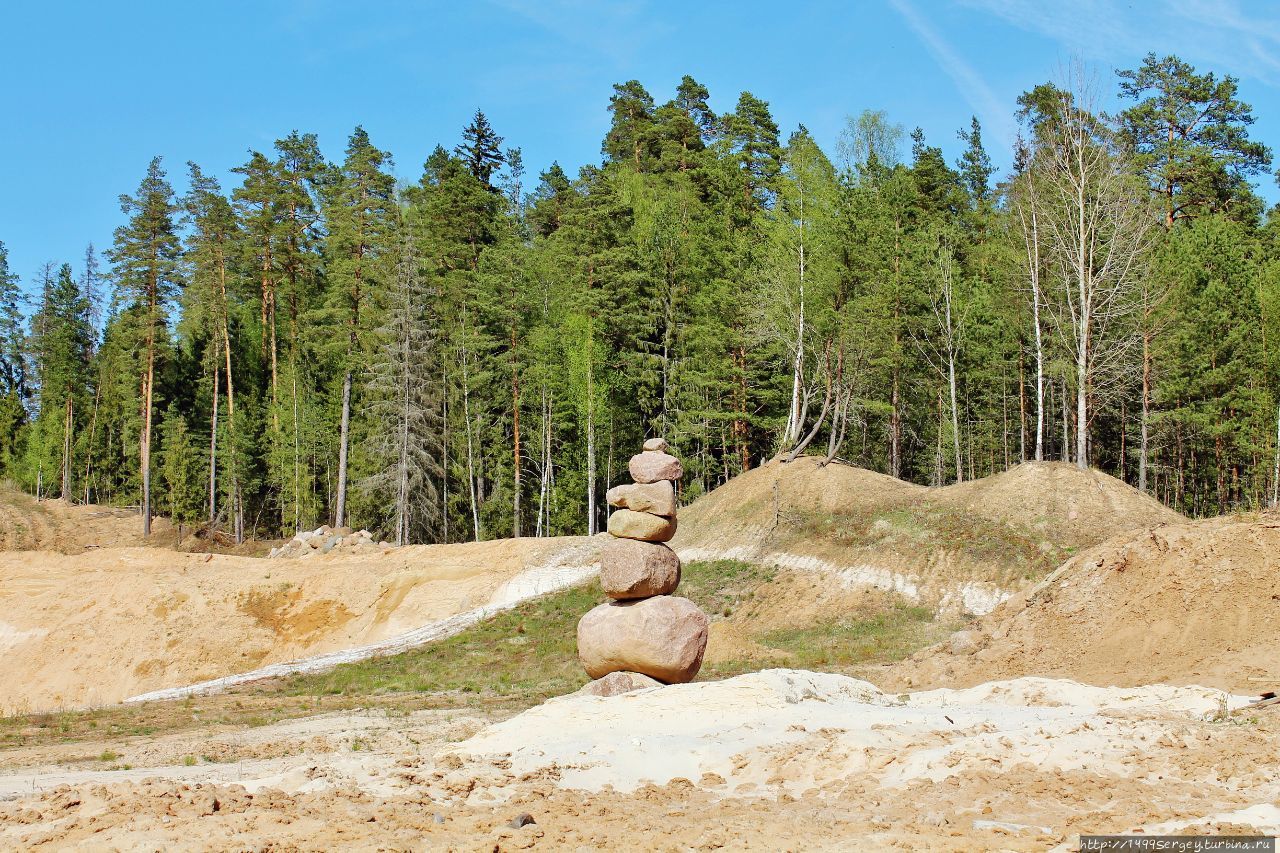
[788,500,1066,582]
[277,559,775,701]
[699,601,957,680]
[758,603,949,670]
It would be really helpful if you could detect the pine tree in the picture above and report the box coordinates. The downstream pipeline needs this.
[323,126,397,528]
[183,162,245,537]
[0,250,24,377]
[108,157,182,533]
[956,117,994,206]
[1117,54,1272,227]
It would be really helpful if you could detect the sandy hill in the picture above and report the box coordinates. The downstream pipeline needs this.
[883,512,1280,693]
[673,456,1181,618]
[0,488,177,553]
[0,535,599,714]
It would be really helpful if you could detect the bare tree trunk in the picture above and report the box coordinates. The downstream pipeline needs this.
[948,349,962,483]
[1139,331,1151,491]
[334,370,351,528]
[397,331,411,545]
[1272,403,1280,508]
[82,380,101,504]
[292,372,301,533]
[586,322,598,535]
[787,343,832,463]
[785,227,806,446]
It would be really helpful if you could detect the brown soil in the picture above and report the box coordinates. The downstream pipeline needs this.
[883,512,1280,693]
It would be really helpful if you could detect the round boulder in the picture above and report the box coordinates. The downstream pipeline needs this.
[642,437,670,452]
[577,595,709,683]
[628,451,683,484]
[606,509,676,542]
[599,538,680,599]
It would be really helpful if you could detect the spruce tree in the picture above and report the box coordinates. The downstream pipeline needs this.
[455,110,505,188]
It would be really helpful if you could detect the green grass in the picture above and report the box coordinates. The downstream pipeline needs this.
[789,500,1067,583]
[276,559,777,701]
[756,603,945,670]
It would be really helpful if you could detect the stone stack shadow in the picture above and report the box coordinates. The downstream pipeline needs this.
[576,438,710,695]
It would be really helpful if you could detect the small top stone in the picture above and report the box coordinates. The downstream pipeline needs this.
[642,437,669,453]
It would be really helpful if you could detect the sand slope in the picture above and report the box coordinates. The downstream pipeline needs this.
[0,536,599,713]
[884,513,1280,692]
[673,456,1180,616]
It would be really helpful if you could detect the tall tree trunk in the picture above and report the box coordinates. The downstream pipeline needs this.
[209,345,219,526]
[586,327,597,535]
[461,346,481,542]
[217,256,241,542]
[82,380,101,504]
[948,347,962,484]
[1272,403,1280,508]
[511,327,521,538]
[1017,348,1027,463]
[785,233,806,446]
[334,370,351,528]
[736,346,750,472]
[141,327,155,537]
[61,391,73,499]
[1139,331,1152,492]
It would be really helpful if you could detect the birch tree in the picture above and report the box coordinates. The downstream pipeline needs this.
[1030,71,1156,468]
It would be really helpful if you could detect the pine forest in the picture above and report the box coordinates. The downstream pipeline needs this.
[3,56,1280,544]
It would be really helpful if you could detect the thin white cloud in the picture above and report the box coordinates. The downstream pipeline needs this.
[889,0,1019,150]
[959,0,1280,85]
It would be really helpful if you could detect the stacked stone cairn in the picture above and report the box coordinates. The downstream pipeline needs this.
[576,438,710,692]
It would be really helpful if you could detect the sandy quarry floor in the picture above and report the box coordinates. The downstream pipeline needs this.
[2,669,1278,851]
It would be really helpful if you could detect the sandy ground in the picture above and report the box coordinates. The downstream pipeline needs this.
[0,492,177,554]
[0,536,600,714]
[2,669,1277,851]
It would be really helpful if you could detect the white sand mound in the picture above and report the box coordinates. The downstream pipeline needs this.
[442,669,1255,798]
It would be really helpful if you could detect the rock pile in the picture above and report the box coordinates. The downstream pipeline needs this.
[268,526,393,559]
[577,438,709,690]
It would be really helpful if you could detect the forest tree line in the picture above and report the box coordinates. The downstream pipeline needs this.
[2,54,1279,543]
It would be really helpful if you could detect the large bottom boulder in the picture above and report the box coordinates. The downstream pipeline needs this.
[577,595,709,684]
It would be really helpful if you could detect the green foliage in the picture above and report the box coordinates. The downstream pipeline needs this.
[3,60,1280,535]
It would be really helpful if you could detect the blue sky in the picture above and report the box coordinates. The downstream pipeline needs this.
[4,0,1280,296]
